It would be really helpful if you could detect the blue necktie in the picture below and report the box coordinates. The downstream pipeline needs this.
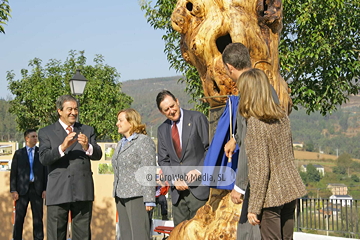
[28,147,34,182]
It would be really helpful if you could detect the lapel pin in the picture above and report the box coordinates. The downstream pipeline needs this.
[188,123,191,126]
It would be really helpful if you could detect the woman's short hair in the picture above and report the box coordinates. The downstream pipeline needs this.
[117,108,147,135]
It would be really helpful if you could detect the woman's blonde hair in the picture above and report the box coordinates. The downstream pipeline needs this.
[237,68,285,121]
[117,108,147,135]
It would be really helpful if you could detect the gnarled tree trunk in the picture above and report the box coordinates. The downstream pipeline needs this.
[169,0,291,239]
[171,0,291,111]
[168,189,241,240]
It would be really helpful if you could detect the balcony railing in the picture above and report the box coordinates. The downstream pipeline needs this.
[296,198,360,238]
[152,197,360,238]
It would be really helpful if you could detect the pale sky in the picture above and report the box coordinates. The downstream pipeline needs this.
[0,0,178,99]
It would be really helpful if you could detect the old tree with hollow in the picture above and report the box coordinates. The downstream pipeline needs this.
[171,0,291,111]
[168,0,290,239]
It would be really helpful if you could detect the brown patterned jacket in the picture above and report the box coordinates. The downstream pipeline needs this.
[246,116,307,215]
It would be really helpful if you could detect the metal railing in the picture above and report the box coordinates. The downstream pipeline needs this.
[295,198,360,238]
[152,196,360,238]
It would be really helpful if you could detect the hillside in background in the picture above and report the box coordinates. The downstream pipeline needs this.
[3,76,360,197]
[122,76,360,159]
[121,77,360,198]
[3,75,360,159]
[290,104,360,158]
[121,76,194,137]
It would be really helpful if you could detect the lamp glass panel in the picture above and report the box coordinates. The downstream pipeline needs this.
[70,80,87,95]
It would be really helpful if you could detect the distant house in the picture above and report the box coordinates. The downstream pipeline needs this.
[293,142,304,148]
[329,195,353,206]
[300,164,325,176]
[327,183,348,195]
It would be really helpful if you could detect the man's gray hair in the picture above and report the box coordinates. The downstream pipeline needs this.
[56,95,77,111]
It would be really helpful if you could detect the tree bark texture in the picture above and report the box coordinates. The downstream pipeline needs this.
[168,189,241,240]
[169,0,291,239]
[171,0,292,111]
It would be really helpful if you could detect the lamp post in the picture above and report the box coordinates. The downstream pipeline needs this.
[69,69,88,122]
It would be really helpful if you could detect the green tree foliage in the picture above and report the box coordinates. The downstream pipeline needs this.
[328,125,335,134]
[333,166,346,175]
[290,107,360,159]
[306,164,321,182]
[0,99,18,141]
[352,161,360,173]
[141,0,360,115]
[304,140,314,152]
[98,163,114,174]
[281,0,360,115]
[340,209,360,238]
[337,153,353,169]
[0,0,11,34]
[351,174,360,182]
[7,51,132,141]
[300,171,308,185]
[339,114,349,131]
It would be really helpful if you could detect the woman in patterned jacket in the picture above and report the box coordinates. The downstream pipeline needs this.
[237,69,307,239]
[112,108,156,240]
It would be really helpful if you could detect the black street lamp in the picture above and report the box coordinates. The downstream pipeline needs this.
[69,69,88,122]
[69,69,88,95]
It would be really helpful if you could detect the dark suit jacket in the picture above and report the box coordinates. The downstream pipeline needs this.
[157,109,210,204]
[38,121,102,205]
[10,146,47,196]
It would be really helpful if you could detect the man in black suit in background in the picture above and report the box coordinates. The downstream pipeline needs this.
[38,95,102,240]
[10,129,47,240]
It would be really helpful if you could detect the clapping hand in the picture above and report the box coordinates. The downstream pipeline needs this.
[60,132,77,152]
[77,132,89,151]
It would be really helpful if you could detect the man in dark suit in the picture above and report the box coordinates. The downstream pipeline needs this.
[222,42,279,240]
[156,90,210,227]
[38,95,102,240]
[10,129,47,240]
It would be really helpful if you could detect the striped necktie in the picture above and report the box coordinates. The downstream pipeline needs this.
[66,125,72,134]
